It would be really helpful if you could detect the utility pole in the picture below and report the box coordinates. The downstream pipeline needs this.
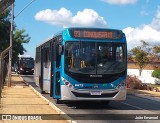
[7,0,36,87]
[8,3,14,87]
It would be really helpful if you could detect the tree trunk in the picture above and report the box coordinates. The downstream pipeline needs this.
[139,69,142,76]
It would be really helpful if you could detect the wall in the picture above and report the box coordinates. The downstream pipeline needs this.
[128,69,160,84]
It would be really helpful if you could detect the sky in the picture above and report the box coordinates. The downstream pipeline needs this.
[14,0,160,58]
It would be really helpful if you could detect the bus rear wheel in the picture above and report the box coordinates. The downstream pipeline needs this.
[40,90,46,94]
[55,99,63,104]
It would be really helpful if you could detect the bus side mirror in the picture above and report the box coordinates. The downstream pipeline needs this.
[58,45,64,55]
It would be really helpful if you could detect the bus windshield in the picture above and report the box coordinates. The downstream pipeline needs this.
[65,41,126,75]
[20,58,34,68]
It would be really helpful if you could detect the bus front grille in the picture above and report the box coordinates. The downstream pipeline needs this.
[71,91,118,98]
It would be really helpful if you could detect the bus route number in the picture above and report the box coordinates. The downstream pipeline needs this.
[74,31,80,37]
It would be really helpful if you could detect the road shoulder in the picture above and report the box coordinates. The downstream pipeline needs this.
[127,88,160,102]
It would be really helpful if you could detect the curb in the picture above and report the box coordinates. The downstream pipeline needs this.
[18,75,77,123]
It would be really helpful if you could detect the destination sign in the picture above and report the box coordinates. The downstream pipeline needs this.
[70,29,122,39]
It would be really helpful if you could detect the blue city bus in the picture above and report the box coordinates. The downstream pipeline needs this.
[34,27,127,104]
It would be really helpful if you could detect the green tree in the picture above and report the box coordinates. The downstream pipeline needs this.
[128,52,134,62]
[12,29,30,64]
[130,41,149,76]
[0,9,30,64]
[153,45,160,54]
[0,10,11,52]
[150,45,160,63]
[152,68,160,79]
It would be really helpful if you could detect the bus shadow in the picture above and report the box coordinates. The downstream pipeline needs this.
[65,100,160,111]
[65,101,123,110]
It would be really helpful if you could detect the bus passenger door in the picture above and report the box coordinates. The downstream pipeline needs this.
[40,47,44,93]
[50,43,54,97]
[53,43,61,99]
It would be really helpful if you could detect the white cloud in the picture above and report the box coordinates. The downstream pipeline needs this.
[35,8,107,27]
[123,25,160,50]
[150,6,160,31]
[72,9,106,27]
[123,6,160,50]
[101,0,137,5]
[34,8,72,26]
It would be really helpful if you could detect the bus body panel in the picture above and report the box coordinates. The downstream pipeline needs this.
[34,62,41,87]
[42,62,51,92]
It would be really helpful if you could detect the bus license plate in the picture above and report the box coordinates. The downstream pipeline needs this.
[90,91,101,95]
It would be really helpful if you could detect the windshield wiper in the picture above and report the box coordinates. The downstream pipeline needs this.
[103,62,121,73]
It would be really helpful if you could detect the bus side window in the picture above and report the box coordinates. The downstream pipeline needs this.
[56,44,61,68]
[44,48,49,68]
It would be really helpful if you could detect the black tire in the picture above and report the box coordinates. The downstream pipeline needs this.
[40,90,46,94]
[55,99,63,104]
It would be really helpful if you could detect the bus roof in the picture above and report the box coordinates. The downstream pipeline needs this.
[36,31,62,48]
[36,27,124,48]
[65,27,122,32]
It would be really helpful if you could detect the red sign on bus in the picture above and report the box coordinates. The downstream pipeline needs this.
[71,28,122,39]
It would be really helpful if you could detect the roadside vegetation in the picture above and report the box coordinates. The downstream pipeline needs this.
[127,41,160,91]
[0,9,30,64]
[128,40,160,76]
[152,68,160,79]
[126,75,160,92]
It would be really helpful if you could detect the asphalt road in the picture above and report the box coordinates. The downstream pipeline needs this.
[21,75,160,123]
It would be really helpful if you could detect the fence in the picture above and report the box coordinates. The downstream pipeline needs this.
[0,46,11,99]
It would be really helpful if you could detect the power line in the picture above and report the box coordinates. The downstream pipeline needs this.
[14,0,36,18]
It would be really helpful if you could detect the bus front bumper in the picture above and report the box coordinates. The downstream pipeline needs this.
[61,85,126,101]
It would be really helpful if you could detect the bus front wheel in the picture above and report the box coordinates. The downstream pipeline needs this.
[55,99,63,104]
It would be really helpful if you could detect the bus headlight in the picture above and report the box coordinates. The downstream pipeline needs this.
[61,77,73,88]
[115,80,126,90]
[64,79,69,85]
[69,84,73,88]
[20,68,23,71]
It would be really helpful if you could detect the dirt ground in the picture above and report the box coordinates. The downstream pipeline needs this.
[128,63,157,70]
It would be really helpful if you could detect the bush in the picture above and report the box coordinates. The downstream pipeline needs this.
[126,75,157,91]
[152,69,160,79]
[126,75,143,89]
[126,75,151,90]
